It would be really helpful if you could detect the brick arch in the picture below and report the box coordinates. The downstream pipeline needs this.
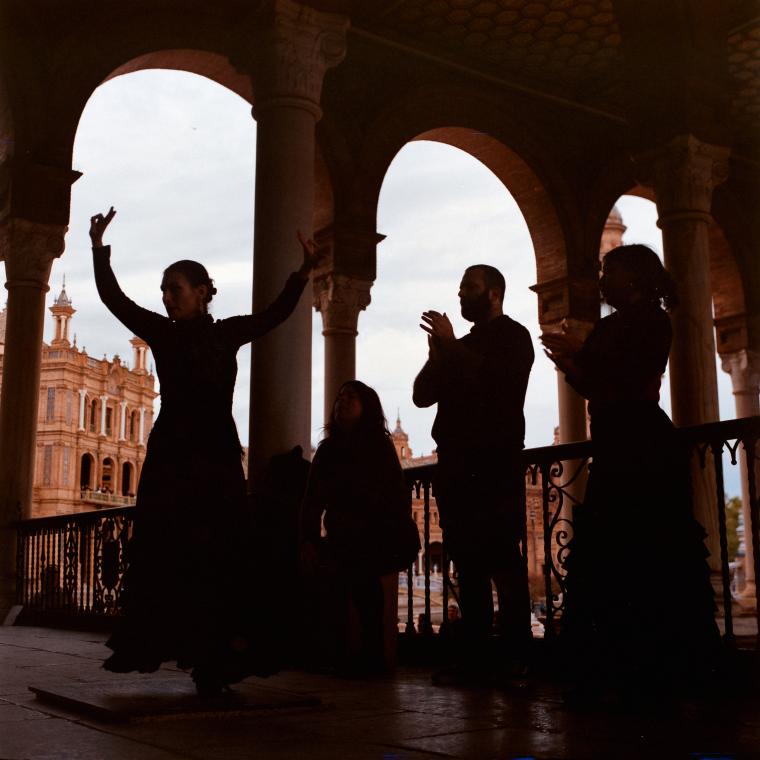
[52,42,335,243]
[120,460,136,497]
[711,182,759,321]
[587,155,747,343]
[0,66,12,164]
[351,87,575,293]
[0,66,12,221]
[7,4,262,164]
[78,452,95,491]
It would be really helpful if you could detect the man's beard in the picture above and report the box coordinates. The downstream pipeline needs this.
[460,291,491,323]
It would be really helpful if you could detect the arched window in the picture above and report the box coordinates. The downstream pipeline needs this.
[89,399,98,433]
[101,457,114,493]
[121,461,134,496]
[79,453,94,490]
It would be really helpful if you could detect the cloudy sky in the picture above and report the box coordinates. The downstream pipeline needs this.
[43,69,740,494]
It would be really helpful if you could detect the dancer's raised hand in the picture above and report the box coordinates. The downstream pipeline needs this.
[297,230,323,278]
[90,207,116,247]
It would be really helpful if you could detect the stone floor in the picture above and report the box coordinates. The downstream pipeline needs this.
[1,626,759,759]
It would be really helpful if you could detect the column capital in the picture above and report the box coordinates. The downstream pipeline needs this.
[249,0,348,119]
[0,217,66,290]
[720,349,760,396]
[636,134,730,223]
[313,272,372,335]
[530,275,599,328]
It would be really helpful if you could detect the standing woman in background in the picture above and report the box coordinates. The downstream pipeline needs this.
[541,244,720,706]
[301,381,420,675]
[90,207,321,696]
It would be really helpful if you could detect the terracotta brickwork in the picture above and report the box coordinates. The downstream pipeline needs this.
[0,285,157,517]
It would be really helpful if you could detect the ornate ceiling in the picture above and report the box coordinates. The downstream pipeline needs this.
[346,0,760,150]
[356,0,623,111]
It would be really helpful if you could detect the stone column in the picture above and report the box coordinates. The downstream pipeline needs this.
[721,349,760,601]
[313,272,372,424]
[0,217,65,614]
[246,0,347,479]
[118,400,128,441]
[138,407,146,447]
[547,318,594,522]
[78,389,86,431]
[642,135,730,569]
[556,373,588,445]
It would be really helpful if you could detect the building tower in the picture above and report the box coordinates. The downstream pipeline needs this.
[600,205,627,259]
[130,336,149,373]
[49,278,75,347]
[391,411,412,463]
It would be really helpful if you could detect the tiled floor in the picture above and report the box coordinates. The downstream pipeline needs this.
[1,626,758,759]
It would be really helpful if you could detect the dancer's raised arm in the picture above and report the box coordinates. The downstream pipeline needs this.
[221,230,324,347]
[90,207,168,342]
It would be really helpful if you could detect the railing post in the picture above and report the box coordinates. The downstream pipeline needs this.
[711,439,735,646]
[744,429,760,648]
[540,461,555,640]
[423,479,432,636]
[405,564,414,635]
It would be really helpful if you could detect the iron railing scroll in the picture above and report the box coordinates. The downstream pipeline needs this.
[14,417,760,648]
[16,507,132,621]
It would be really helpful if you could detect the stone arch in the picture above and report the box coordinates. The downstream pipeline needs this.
[351,85,579,322]
[711,181,760,349]
[79,452,95,491]
[120,461,135,497]
[426,541,443,576]
[100,457,115,493]
[587,154,748,344]
[0,63,13,218]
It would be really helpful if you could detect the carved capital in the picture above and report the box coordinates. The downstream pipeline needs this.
[530,275,599,327]
[0,217,66,289]
[250,0,348,118]
[313,273,372,335]
[636,134,730,223]
[721,349,760,396]
[313,223,384,282]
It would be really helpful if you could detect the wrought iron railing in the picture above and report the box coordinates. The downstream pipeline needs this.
[16,506,132,620]
[14,417,760,647]
[402,416,760,648]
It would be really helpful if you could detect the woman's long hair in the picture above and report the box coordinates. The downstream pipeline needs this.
[325,380,391,442]
[604,244,679,311]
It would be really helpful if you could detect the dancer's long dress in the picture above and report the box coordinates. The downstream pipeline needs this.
[93,246,305,681]
[561,300,720,685]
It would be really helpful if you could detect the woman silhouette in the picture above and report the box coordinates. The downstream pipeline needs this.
[542,244,720,704]
[90,207,321,696]
[300,381,419,674]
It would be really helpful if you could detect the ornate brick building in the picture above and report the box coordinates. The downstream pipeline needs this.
[0,282,158,517]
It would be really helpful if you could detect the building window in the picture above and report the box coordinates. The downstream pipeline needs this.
[65,392,73,425]
[105,407,113,436]
[43,446,53,486]
[46,388,55,422]
[62,446,70,486]
[89,399,97,433]
[129,411,137,442]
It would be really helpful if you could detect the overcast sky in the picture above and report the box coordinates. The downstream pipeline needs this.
[38,69,739,495]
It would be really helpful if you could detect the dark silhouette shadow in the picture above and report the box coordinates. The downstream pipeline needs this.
[413,264,535,684]
[300,381,420,675]
[542,244,722,708]
[89,209,319,696]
